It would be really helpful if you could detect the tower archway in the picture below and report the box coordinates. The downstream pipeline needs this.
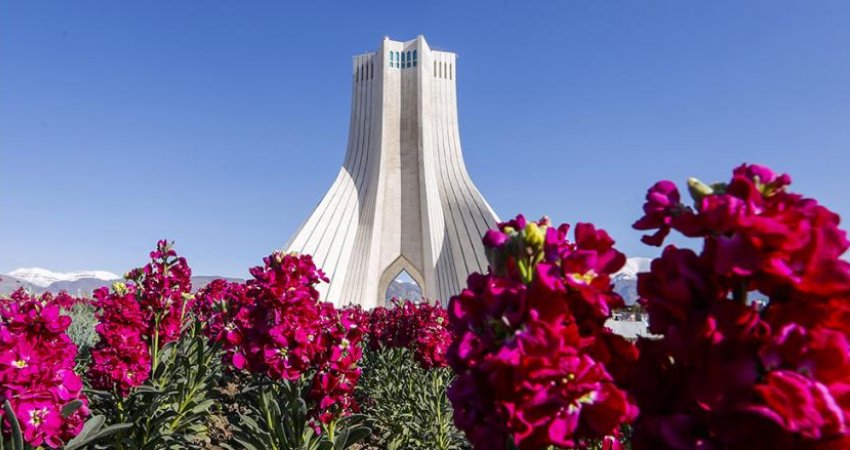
[377,255,426,307]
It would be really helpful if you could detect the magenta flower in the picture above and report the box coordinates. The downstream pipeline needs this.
[633,181,684,246]
[88,240,192,396]
[0,291,88,448]
[448,216,636,449]
[203,252,363,424]
[629,164,850,449]
[357,298,451,369]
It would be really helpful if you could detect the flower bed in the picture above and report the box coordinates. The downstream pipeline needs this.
[1,163,847,450]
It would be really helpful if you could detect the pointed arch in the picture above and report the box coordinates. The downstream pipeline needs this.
[377,255,426,307]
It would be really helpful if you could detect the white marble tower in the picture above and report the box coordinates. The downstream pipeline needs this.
[287,36,499,308]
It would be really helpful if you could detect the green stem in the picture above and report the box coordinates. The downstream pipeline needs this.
[168,379,201,432]
[151,314,161,377]
[114,394,127,450]
[327,419,336,443]
[261,390,280,450]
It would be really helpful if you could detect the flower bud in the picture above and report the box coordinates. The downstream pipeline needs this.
[483,230,509,249]
[112,282,128,296]
[687,177,714,205]
[523,222,545,249]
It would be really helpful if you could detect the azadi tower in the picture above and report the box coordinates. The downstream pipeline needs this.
[287,36,499,308]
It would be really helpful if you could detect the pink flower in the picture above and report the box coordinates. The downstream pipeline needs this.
[208,252,363,424]
[483,229,509,248]
[88,240,192,396]
[633,181,687,246]
[359,298,451,369]
[0,291,88,448]
[751,370,846,439]
[448,216,636,449]
[629,164,850,449]
[13,397,65,448]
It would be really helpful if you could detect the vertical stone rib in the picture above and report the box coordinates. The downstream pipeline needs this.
[433,53,469,294]
[307,55,370,301]
[342,55,379,304]
[353,56,381,303]
[325,55,375,302]
[288,56,363,255]
[446,59,495,272]
[439,53,481,287]
[300,55,364,257]
[345,47,386,304]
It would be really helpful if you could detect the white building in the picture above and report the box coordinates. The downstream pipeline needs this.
[287,36,499,308]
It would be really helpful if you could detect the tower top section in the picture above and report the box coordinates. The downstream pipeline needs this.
[351,36,457,82]
[375,34,452,55]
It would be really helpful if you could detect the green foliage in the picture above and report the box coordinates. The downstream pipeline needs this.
[64,416,133,450]
[87,320,222,449]
[229,376,370,450]
[63,302,99,358]
[357,347,469,450]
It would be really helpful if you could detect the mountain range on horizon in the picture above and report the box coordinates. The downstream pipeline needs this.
[0,267,240,296]
[1,258,653,304]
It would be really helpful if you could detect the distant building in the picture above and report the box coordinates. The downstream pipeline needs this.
[605,319,653,341]
[287,36,498,308]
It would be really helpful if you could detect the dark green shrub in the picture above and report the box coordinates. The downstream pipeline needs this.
[357,347,468,450]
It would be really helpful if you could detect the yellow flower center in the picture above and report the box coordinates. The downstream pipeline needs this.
[569,270,597,285]
[29,408,48,427]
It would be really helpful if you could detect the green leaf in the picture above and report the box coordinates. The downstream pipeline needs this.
[133,385,161,394]
[239,415,264,434]
[342,426,371,447]
[189,398,215,415]
[61,399,84,418]
[233,438,261,450]
[65,421,133,450]
[2,400,23,450]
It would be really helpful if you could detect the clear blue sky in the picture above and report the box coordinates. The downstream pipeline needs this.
[2,1,848,278]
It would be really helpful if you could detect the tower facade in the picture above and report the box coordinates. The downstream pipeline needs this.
[287,36,499,308]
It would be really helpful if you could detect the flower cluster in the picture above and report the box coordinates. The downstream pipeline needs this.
[127,240,193,345]
[87,282,152,396]
[201,252,363,424]
[360,298,451,369]
[448,215,637,449]
[630,164,850,449]
[88,240,192,396]
[308,303,364,424]
[1,289,84,310]
[0,291,89,448]
[193,278,251,359]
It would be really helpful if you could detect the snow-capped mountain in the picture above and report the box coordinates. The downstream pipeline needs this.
[0,270,241,296]
[614,257,652,280]
[7,267,121,288]
[612,257,652,305]
[386,280,423,303]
